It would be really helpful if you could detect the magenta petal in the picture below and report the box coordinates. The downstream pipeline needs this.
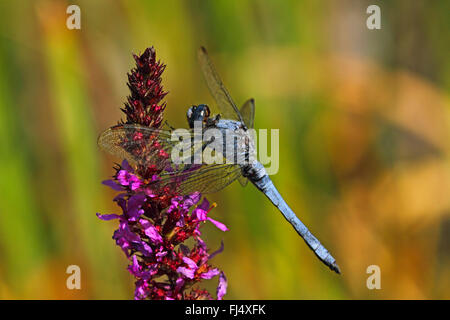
[136,241,153,257]
[144,187,156,197]
[117,170,141,190]
[197,197,210,211]
[128,255,141,275]
[182,257,198,270]
[121,159,134,173]
[183,192,201,208]
[177,266,195,279]
[117,170,128,185]
[217,272,227,300]
[200,268,220,279]
[156,251,167,262]
[209,240,224,259]
[127,194,146,220]
[134,279,149,300]
[193,207,207,221]
[130,176,141,190]
[207,217,229,231]
[140,219,163,244]
[102,179,123,191]
[156,251,167,258]
[175,277,185,291]
[96,212,120,221]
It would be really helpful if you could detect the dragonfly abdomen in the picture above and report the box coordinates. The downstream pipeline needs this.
[249,168,341,274]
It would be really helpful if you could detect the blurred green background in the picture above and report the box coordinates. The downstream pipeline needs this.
[0,0,449,299]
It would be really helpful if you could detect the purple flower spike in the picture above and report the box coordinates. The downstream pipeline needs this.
[98,47,228,300]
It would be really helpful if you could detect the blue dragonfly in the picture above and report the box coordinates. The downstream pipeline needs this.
[98,47,341,274]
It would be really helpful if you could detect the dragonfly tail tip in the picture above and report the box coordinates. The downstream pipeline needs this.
[331,262,341,275]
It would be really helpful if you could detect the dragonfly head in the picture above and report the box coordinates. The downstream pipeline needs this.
[187,104,211,128]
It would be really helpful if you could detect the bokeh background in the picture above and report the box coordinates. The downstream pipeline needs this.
[0,0,449,299]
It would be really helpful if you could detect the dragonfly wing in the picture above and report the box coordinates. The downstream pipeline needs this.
[98,124,194,171]
[98,124,242,195]
[156,163,242,195]
[198,47,245,123]
[240,98,255,129]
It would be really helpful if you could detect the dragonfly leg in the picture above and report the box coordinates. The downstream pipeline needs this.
[164,120,175,131]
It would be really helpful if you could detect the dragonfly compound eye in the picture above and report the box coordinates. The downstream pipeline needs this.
[203,105,210,118]
[197,104,210,120]
[187,106,196,121]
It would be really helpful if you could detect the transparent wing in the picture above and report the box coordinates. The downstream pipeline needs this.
[98,124,194,172]
[98,124,243,194]
[155,163,242,195]
[240,98,255,129]
[198,47,245,123]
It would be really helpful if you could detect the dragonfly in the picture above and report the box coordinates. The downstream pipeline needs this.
[98,47,341,274]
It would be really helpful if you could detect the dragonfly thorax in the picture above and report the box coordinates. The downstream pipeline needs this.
[211,119,257,166]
